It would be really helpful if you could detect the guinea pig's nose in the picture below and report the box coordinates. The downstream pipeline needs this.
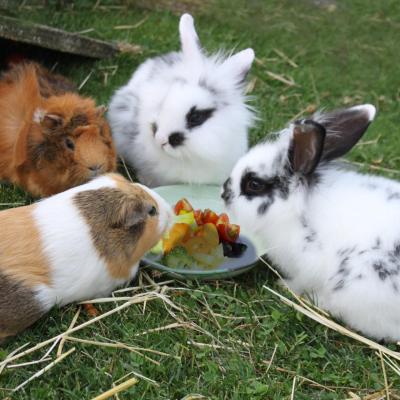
[168,132,185,148]
[88,164,103,176]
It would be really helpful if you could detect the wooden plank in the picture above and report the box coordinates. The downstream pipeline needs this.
[0,15,120,59]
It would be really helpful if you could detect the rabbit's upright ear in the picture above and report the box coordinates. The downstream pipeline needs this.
[289,120,326,175]
[220,48,255,84]
[319,104,376,161]
[179,14,202,62]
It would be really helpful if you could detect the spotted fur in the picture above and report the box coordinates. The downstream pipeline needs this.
[223,104,400,342]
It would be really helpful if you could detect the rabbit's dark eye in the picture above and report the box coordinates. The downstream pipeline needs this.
[186,106,215,129]
[245,178,267,194]
[65,137,75,151]
[240,171,277,198]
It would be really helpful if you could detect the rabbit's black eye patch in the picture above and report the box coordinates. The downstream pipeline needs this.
[240,172,277,198]
[186,106,215,129]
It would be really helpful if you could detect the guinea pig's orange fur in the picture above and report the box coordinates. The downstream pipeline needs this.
[0,62,117,197]
[0,205,50,288]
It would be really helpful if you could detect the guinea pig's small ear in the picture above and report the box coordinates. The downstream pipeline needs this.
[179,14,202,62]
[95,105,107,118]
[220,48,255,84]
[289,120,326,175]
[35,110,63,130]
[318,104,376,162]
[117,198,150,229]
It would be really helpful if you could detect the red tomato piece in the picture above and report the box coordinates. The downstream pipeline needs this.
[203,209,219,225]
[216,213,230,225]
[194,209,204,225]
[217,223,240,243]
[174,198,193,215]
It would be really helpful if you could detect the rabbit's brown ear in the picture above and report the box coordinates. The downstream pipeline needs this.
[289,120,326,175]
[318,104,376,162]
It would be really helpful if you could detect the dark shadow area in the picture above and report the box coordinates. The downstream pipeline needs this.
[0,37,94,71]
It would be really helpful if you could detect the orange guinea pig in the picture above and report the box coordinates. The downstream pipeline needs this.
[0,62,117,197]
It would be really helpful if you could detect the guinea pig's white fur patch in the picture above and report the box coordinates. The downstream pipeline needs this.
[33,175,128,306]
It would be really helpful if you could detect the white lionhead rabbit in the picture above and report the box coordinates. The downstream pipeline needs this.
[108,14,255,187]
[0,173,171,340]
[223,104,400,342]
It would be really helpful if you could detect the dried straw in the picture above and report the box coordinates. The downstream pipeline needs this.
[290,376,297,400]
[265,70,296,87]
[273,48,298,68]
[378,350,391,400]
[0,291,163,368]
[91,377,139,400]
[57,306,81,357]
[12,347,76,393]
[259,258,400,362]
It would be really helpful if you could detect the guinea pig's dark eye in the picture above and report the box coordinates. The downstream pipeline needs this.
[186,106,215,129]
[246,178,266,194]
[64,137,75,151]
[148,205,157,216]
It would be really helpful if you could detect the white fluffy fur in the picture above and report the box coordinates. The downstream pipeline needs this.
[225,104,400,342]
[108,14,255,187]
[32,175,170,309]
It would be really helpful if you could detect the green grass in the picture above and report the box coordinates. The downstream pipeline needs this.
[1,1,400,398]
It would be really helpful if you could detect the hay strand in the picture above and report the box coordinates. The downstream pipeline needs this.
[91,377,139,400]
[12,347,76,393]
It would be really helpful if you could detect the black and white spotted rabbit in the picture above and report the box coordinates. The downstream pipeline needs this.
[223,104,400,341]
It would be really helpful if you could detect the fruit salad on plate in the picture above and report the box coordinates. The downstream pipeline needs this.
[151,198,247,269]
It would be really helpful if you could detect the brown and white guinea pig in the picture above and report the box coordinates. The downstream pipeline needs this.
[0,173,172,340]
[0,62,117,197]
